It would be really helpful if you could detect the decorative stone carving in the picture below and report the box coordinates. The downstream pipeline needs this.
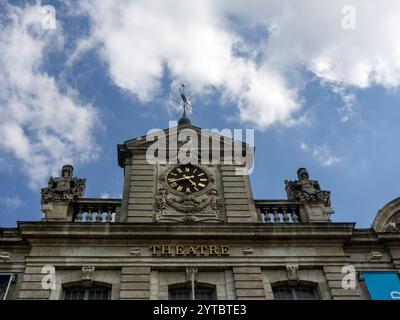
[186,267,198,282]
[154,163,225,223]
[40,165,86,221]
[154,187,224,222]
[0,251,11,263]
[285,168,330,205]
[286,264,299,282]
[384,222,400,232]
[372,197,400,232]
[81,266,95,286]
[41,165,86,203]
[285,168,334,222]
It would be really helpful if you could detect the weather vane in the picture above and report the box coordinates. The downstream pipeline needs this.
[171,83,197,125]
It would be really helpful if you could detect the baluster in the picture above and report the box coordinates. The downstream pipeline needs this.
[264,207,271,223]
[87,208,93,222]
[76,208,83,222]
[106,208,112,223]
[256,207,262,222]
[282,208,289,223]
[96,208,103,222]
[291,207,299,223]
[273,208,280,223]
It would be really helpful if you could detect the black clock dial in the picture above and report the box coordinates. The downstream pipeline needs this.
[167,165,209,193]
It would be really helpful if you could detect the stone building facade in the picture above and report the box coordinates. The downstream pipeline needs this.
[1,121,400,300]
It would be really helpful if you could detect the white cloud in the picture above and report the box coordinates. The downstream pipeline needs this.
[300,142,310,152]
[0,2,98,188]
[2,0,398,188]
[72,0,400,129]
[2,196,22,208]
[332,85,356,122]
[300,142,342,167]
[74,0,302,130]
[100,192,122,199]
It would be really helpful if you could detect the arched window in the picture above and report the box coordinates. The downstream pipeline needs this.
[63,283,111,300]
[272,283,320,300]
[169,283,216,300]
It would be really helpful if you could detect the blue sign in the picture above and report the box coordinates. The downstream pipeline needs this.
[363,272,400,300]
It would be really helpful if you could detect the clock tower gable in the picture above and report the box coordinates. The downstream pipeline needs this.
[118,123,257,223]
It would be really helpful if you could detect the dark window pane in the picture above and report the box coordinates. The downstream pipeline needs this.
[64,286,110,300]
[273,285,319,300]
[169,287,216,300]
[272,286,294,300]
[195,288,216,300]
[170,288,192,300]
[294,286,318,300]
[0,275,12,300]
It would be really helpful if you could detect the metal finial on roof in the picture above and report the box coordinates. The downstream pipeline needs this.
[174,83,196,125]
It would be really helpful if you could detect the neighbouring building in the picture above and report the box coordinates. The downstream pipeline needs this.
[1,115,400,300]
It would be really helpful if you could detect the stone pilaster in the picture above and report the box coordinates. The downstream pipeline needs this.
[119,266,151,300]
[233,267,265,299]
[323,266,361,300]
[17,266,51,300]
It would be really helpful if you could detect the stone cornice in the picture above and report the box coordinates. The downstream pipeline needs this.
[376,232,400,244]
[16,221,356,241]
[0,228,25,244]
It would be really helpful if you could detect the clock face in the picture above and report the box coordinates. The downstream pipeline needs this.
[166,165,209,194]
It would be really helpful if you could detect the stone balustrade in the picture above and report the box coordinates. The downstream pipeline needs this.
[255,200,302,223]
[72,199,302,224]
[72,199,121,223]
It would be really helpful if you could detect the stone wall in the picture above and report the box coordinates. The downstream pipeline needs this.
[126,153,155,223]
[120,267,151,299]
[220,165,258,223]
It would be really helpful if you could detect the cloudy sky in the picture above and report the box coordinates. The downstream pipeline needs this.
[0,0,399,227]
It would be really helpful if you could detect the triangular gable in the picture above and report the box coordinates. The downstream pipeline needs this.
[118,122,254,168]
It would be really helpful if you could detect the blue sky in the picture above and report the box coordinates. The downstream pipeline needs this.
[0,0,400,227]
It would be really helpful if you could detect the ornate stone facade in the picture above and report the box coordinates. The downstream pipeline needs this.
[0,121,399,301]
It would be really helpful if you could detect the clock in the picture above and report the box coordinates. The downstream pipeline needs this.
[166,164,209,194]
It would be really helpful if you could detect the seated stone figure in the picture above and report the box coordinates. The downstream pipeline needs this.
[285,168,331,207]
[41,165,86,203]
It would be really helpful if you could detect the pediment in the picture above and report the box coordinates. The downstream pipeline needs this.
[118,123,254,167]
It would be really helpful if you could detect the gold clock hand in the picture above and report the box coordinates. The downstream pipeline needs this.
[182,175,195,179]
[168,178,180,182]
[169,175,194,182]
